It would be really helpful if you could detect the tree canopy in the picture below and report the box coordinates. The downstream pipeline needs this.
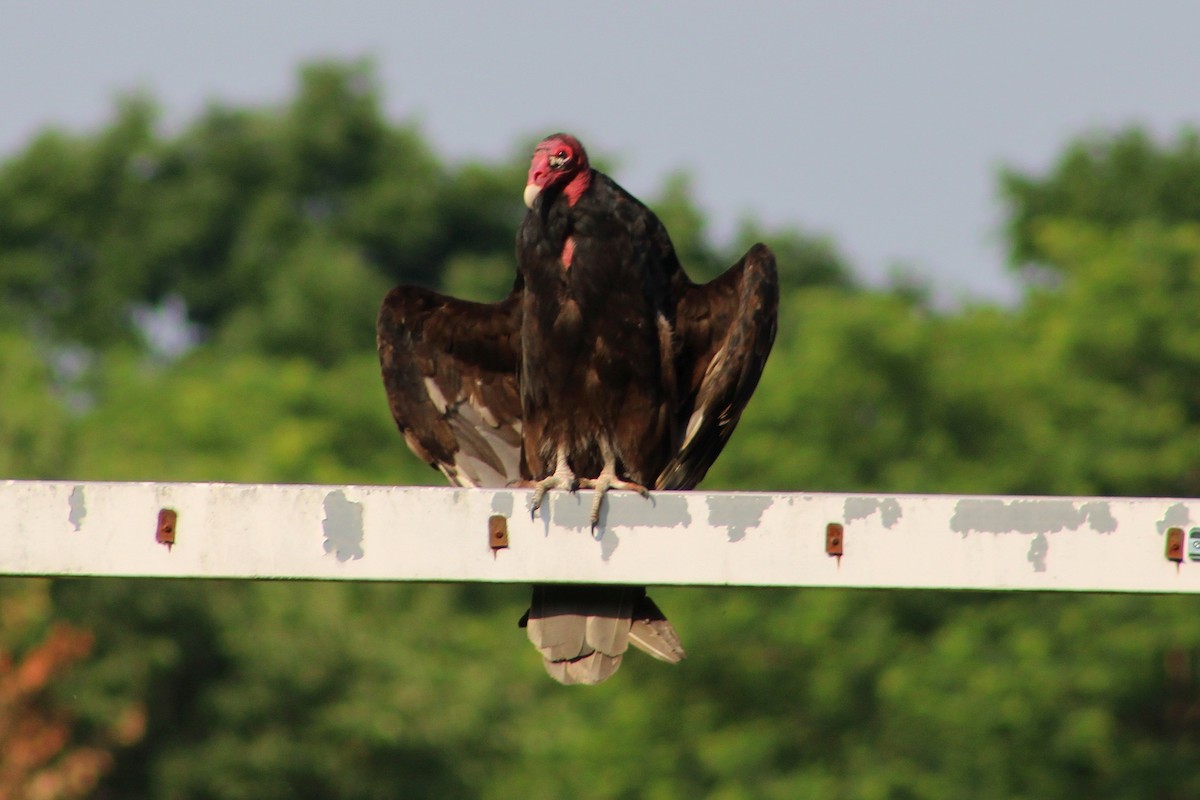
[2,61,1199,798]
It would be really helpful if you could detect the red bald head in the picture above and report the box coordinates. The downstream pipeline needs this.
[524,133,592,209]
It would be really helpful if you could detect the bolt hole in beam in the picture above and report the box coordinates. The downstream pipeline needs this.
[1,480,1198,592]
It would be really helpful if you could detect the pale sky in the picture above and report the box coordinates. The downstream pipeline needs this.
[5,1,1200,303]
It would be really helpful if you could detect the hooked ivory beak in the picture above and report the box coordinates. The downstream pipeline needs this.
[523,183,541,209]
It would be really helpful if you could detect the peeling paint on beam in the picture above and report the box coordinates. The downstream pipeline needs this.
[1,480,1199,593]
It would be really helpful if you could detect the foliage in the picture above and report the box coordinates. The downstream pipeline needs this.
[0,328,70,478]
[1,61,1199,797]
[0,582,144,800]
[0,60,520,355]
[1001,127,1200,269]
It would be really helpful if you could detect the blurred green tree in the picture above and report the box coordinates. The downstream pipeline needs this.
[1001,127,1200,269]
[0,329,70,478]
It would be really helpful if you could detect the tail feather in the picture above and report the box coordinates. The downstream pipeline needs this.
[524,584,684,685]
[542,652,625,685]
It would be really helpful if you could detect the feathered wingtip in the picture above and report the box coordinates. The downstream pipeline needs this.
[629,593,686,664]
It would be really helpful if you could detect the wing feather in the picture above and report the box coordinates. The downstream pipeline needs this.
[657,243,779,490]
[377,281,524,488]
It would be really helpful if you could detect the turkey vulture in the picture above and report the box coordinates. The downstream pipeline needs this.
[378,133,778,684]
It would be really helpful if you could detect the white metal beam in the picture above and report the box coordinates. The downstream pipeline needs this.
[1,480,1198,593]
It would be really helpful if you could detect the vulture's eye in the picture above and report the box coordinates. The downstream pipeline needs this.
[548,151,569,169]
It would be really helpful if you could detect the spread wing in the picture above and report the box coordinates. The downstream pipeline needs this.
[657,243,779,490]
[377,280,524,488]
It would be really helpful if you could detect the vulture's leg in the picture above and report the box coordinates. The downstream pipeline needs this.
[529,446,578,517]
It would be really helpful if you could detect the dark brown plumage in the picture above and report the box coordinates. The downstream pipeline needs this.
[378,133,778,684]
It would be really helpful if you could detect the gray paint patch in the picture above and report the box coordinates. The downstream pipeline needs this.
[950,498,1117,536]
[1027,533,1048,572]
[550,493,597,530]
[707,495,773,542]
[1157,503,1192,535]
[491,492,514,516]
[529,495,630,557]
[1081,501,1118,533]
[322,490,364,562]
[68,485,86,531]
[550,491,691,532]
[844,497,903,529]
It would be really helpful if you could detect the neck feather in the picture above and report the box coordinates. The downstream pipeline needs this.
[563,169,592,206]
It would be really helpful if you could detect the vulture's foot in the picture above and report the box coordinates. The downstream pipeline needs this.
[579,470,650,531]
[528,461,579,518]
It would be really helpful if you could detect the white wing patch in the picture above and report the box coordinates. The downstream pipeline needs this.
[434,384,523,489]
[681,410,706,450]
[424,377,450,415]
